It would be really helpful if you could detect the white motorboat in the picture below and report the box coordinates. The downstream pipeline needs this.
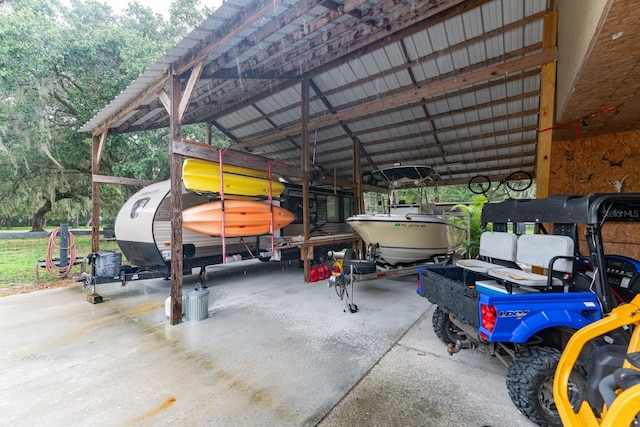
[348,166,468,266]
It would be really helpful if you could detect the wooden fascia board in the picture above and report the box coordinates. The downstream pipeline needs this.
[187,0,477,124]
[89,0,286,135]
[92,174,155,186]
[104,0,336,134]
[90,70,170,136]
[172,0,285,77]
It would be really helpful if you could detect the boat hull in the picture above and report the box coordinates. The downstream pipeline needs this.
[347,214,466,265]
[182,158,285,198]
[182,200,295,237]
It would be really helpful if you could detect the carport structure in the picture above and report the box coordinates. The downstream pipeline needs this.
[80,0,640,323]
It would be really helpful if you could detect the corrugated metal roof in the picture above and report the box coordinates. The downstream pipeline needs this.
[80,0,554,185]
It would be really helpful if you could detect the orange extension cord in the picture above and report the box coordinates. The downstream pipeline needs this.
[45,228,77,278]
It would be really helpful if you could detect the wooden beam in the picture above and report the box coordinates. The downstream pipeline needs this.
[92,174,155,187]
[96,131,107,166]
[169,67,183,326]
[224,66,539,138]
[177,0,359,123]
[235,48,555,148]
[90,0,290,135]
[171,139,308,179]
[536,11,558,199]
[157,89,170,113]
[178,60,204,121]
[276,110,539,163]
[187,0,482,126]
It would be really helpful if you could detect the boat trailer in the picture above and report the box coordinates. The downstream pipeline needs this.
[327,255,454,313]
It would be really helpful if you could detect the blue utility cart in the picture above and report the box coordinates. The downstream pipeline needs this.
[417,193,640,426]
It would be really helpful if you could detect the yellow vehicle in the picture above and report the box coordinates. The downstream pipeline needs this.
[554,294,640,426]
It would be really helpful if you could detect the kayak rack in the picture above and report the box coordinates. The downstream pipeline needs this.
[216,150,280,264]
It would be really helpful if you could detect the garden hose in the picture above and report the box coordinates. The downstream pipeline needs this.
[45,228,77,278]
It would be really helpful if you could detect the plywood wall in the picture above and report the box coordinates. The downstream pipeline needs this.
[550,129,640,258]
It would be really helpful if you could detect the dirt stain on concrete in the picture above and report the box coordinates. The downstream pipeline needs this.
[128,396,177,424]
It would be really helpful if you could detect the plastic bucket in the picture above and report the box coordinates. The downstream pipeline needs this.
[164,295,186,318]
[185,287,210,322]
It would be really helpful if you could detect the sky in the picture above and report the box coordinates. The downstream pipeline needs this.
[105,0,223,17]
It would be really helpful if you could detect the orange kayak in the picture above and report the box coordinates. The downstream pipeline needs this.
[182,200,295,237]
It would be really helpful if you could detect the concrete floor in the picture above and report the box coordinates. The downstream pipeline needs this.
[0,260,535,426]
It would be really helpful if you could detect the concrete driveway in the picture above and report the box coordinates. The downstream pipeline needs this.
[0,260,534,426]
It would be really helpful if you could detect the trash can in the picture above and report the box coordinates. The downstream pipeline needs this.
[185,286,210,322]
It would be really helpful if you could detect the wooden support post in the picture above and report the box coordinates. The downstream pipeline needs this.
[91,135,101,253]
[301,79,311,282]
[353,138,362,214]
[169,67,184,325]
[205,121,212,145]
[536,10,557,199]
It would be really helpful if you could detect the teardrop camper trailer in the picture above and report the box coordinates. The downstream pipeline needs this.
[113,180,355,277]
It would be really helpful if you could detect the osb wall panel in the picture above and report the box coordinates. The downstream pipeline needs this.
[550,129,640,259]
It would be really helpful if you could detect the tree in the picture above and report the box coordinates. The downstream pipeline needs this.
[0,0,213,230]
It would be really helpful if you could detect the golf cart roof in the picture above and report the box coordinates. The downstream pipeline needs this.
[481,193,640,225]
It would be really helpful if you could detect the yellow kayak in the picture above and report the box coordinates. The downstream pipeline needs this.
[182,159,285,197]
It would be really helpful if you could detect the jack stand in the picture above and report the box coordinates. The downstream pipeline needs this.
[87,279,103,304]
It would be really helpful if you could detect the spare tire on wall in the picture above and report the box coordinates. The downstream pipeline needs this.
[342,249,377,274]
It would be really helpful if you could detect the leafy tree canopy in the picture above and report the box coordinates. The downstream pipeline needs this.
[0,0,214,229]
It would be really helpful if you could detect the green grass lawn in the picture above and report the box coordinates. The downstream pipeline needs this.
[0,230,120,288]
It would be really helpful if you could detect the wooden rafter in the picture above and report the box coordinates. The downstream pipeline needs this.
[184,0,489,126]
[234,48,555,148]
[114,0,349,133]
[233,43,543,147]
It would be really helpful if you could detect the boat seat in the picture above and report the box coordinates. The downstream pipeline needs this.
[488,234,575,288]
[456,232,518,273]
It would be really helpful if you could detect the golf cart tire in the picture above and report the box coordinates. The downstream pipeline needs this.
[506,345,587,427]
[432,306,466,344]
